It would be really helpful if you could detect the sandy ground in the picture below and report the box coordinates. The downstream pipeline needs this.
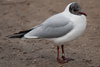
[0,0,100,67]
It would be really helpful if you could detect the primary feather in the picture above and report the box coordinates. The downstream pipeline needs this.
[8,29,32,38]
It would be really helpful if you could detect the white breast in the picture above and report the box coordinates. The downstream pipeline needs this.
[52,15,87,44]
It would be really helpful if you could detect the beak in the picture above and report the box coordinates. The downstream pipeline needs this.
[79,12,87,16]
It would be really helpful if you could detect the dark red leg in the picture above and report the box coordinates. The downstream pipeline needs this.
[57,46,61,63]
[61,45,66,60]
[61,45,74,63]
[57,46,64,63]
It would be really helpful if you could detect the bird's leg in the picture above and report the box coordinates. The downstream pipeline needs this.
[57,45,74,64]
[56,46,66,64]
[61,45,74,63]
[57,46,60,62]
[61,45,66,60]
[57,46,64,63]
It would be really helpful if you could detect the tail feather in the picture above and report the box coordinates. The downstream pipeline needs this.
[8,29,32,38]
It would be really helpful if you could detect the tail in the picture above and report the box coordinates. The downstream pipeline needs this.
[7,29,32,38]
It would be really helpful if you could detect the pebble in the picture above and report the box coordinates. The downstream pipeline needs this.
[32,59,37,64]
[51,45,55,49]
[59,65,63,67]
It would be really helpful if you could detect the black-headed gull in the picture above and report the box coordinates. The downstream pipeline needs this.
[8,2,87,63]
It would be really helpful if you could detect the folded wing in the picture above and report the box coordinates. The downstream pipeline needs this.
[24,13,74,38]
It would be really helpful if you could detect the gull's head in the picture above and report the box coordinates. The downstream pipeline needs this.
[64,2,87,16]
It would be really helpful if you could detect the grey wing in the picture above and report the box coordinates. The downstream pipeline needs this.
[24,13,74,38]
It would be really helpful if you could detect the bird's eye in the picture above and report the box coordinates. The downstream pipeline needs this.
[73,9,78,12]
